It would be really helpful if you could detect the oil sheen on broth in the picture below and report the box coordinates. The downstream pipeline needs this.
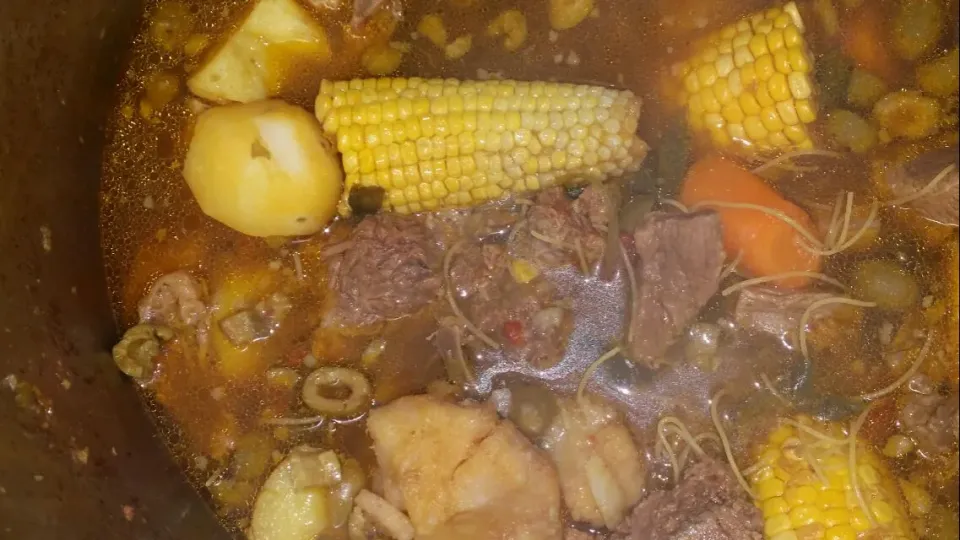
[101,0,959,538]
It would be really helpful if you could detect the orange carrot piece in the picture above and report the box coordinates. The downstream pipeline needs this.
[841,7,901,82]
[679,155,822,288]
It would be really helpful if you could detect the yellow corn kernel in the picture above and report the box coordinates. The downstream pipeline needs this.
[823,507,850,527]
[756,476,786,501]
[775,100,799,125]
[790,505,822,528]
[739,92,762,115]
[749,34,770,57]
[871,500,894,525]
[821,489,846,509]
[362,43,405,76]
[510,258,539,283]
[784,24,801,47]
[756,54,775,80]
[487,9,527,52]
[768,73,791,101]
[765,514,793,536]
[734,46,755,67]
[445,35,473,60]
[773,48,793,74]
[763,497,790,518]
[713,78,732,104]
[740,63,757,87]
[784,485,818,506]
[760,106,785,132]
[700,88,722,113]
[727,69,743,97]
[849,509,871,531]
[783,124,807,143]
[899,480,932,516]
[715,53,735,77]
[795,98,816,123]
[418,14,448,47]
[767,28,785,52]
[824,525,856,540]
[756,85,775,107]
[788,72,812,99]
[721,102,745,124]
[697,64,719,87]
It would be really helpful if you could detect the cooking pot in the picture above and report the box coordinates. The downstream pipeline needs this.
[0,0,228,537]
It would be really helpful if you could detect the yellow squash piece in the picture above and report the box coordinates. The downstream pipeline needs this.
[314,78,647,215]
[187,0,331,103]
[669,2,818,156]
[751,419,917,540]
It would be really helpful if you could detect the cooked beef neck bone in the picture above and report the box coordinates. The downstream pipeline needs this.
[885,144,959,227]
[626,211,726,366]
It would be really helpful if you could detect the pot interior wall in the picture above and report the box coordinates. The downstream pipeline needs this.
[0,0,227,538]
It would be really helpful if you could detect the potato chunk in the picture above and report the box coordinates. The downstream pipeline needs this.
[249,447,336,540]
[187,0,331,103]
[183,100,343,237]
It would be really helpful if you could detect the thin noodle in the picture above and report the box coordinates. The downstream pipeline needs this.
[799,298,877,362]
[574,237,590,276]
[721,272,846,296]
[719,250,744,281]
[661,199,690,213]
[751,149,843,174]
[443,241,500,349]
[860,331,934,401]
[782,418,850,445]
[886,163,957,207]
[830,201,880,254]
[850,402,879,527]
[690,200,824,248]
[530,229,571,248]
[262,415,326,426]
[710,390,756,497]
[760,373,791,407]
[804,446,829,486]
[577,346,623,402]
[823,192,846,248]
[836,192,855,249]
[620,243,638,345]
[659,417,708,458]
[658,428,682,485]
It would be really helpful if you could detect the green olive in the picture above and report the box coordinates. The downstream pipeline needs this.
[852,259,920,311]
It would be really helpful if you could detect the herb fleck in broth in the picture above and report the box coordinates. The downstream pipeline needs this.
[101,0,958,537]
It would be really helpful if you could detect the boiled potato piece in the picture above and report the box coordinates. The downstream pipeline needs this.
[184,100,343,237]
[249,447,337,540]
[187,0,331,103]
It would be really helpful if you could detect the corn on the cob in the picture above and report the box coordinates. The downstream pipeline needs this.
[751,418,916,540]
[669,2,818,155]
[315,78,646,215]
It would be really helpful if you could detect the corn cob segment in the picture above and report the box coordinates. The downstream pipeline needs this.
[315,78,647,215]
[670,2,818,156]
[751,418,916,540]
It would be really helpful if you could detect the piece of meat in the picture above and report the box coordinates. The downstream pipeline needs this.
[510,186,609,274]
[138,270,207,327]
[614,458,763,540]
[572,184,612,232]
[628,211,725,365]
[733,286,839,342]
[884,145,959,227]
[899,388,960,457]
[218,292,292,347]
[327,214,442,327]
[448,241,572,369]
[367,394,563,540]
[541,396,645,530]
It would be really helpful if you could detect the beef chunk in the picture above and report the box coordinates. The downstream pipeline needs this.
[327,214,442,326]
[627,211,725,365]
[447,241,572,369]
[615,458,763,540]
[884,145,959,226]
[138,270,207,327]
[509,186,609,274]
[899,381,960,456]
[734,287,838,341]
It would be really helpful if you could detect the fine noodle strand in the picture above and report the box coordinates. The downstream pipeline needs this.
[860,331,934,401]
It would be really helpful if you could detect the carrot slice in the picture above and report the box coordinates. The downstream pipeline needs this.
[841,6,902,83]
[679,155,822,288]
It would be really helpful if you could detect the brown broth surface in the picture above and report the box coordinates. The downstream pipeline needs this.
[100,0,959,535]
